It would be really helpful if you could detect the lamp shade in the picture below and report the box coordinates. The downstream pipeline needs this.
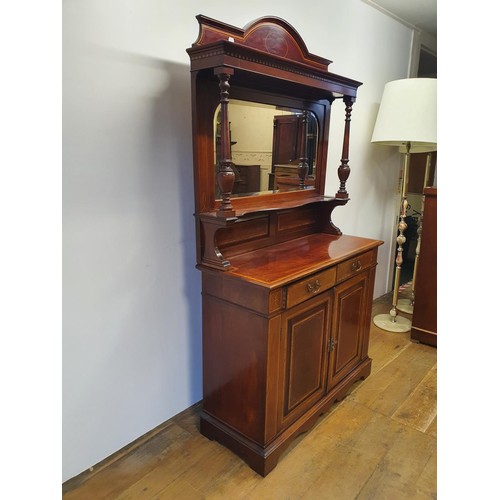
[371,78,437,150]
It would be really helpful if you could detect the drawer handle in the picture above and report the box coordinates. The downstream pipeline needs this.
[351,260,362,272]
[307,279,321,293]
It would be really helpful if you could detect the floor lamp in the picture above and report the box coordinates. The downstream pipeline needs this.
[371,78,437,333]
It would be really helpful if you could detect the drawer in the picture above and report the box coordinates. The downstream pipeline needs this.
[286,267,337,308]
[336,249,376,283]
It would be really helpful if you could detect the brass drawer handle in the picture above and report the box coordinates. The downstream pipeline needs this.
[351,260,362,272]
[307,279,321,293]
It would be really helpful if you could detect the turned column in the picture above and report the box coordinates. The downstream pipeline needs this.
[214,67,236,218]
[336,96,355,199]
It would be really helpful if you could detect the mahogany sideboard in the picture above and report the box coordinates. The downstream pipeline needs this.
[187,15,383,476]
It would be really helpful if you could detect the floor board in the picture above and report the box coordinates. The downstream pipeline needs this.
[63,290,437,499]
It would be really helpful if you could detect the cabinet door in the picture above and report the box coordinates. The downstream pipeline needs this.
[277,291,331,431]
[328,272,370,389]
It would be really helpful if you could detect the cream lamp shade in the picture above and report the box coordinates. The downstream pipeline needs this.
[371,78,437,150]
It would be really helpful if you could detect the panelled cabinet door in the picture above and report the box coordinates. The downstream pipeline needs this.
[277,291,332,431]
[328,272,370,389]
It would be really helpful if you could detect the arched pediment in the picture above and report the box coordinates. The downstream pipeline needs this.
[193,15,332,71]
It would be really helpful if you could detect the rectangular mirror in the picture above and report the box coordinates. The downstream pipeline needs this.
[214,99,318,198]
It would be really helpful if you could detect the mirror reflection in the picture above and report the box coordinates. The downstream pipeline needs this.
[214,100,318,198]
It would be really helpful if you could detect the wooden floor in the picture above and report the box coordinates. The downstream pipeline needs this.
[63,290,437,499]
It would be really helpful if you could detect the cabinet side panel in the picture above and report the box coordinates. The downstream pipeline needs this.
[361,266,377,357]
[202,272,273,315]
[264,315,281,443]
[202,294,268,443]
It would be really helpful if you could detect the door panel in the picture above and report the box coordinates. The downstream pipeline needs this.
[328,272,369,389]
[277,291,331,431]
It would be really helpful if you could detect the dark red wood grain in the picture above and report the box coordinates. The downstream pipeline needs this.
[187,16,382,476]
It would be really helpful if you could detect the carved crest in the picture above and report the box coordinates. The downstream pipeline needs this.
[192,15,332,71]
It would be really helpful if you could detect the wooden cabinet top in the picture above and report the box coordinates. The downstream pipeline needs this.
[225,233,382,287]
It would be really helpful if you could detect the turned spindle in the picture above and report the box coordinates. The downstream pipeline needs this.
[215,68,236,218]
[336,96,354,199]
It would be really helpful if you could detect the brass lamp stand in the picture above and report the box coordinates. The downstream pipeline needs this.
[373,142,413,332]
[396,151,433,314]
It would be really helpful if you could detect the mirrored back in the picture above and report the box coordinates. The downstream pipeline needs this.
[214,100,318,198]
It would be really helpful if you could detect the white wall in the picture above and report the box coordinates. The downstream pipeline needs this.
[63,0,413,482]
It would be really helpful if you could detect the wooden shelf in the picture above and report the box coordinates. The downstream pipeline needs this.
[199,194,340,219]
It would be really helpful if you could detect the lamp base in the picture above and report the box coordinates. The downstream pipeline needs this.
[373,313,411,333]
[396,298,413,314]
